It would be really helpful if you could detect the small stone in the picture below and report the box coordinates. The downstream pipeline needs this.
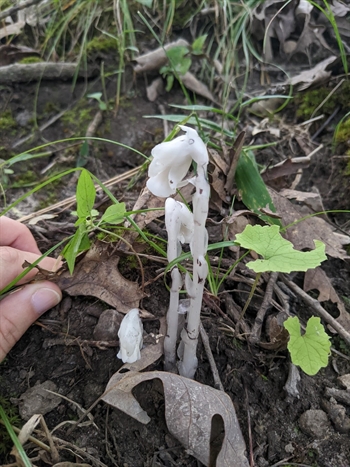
[93,309,123,341]
[18,381,61,420]
[299,409,331,438]
[338,374,350,390]
[285,443,295,453]
[15,110,32,127]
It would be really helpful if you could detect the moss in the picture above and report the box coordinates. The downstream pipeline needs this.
[0,110,17,135]
[86,36,118,55]
[295,82,350,120]
[18,56,44,64]
[61,103,93,134]
[335,118,350,144]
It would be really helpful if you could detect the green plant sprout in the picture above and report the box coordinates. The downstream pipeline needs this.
[159,35,207,92]
[87,92,108,111]
[235,224,330,375]
[284,316,331,376]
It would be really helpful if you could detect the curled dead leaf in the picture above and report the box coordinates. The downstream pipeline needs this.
[56,243,144,313]
[102,371,249,467]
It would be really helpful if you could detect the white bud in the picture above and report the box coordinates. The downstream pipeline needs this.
[117,308,143,363]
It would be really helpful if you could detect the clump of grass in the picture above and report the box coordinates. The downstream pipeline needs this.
[0,111,17,135]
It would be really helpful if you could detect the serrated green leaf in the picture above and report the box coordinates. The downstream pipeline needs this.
[76,169,96,219]
[284,316,331,375]
[235,225,327,273]
[101,203,126,225]
[235,150,281,226]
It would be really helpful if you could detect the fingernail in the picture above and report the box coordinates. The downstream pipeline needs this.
[31,288,61,315]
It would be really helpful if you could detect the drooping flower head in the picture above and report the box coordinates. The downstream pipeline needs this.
[165,198,194,262]
[147,126,208,198]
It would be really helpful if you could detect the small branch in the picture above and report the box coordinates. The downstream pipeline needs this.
[199,322,224,391]
[249,272,278,344]
[0,0,42,21]
[282,276,350,345]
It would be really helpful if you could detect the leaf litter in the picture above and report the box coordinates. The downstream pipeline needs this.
[102,370,249,467]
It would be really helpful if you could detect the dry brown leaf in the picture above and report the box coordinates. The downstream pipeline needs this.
[56,243,144,313]
[259,316,289,350]
[102,370,249,467]
[284,56,337,90]
[180,71,217,102]
[146,76,164,102]
[304,267,350,332]
[279,188,324,212]
[269,188,350,260]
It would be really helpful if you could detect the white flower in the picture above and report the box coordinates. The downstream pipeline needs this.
[146,126,208,198]
[117,308,143,363]
[165,198,194,262]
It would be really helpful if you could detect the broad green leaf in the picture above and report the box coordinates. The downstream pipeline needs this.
[235,150,281,226]
[235,224,327,273]
[61,225,90,274]
[166,46,191,75]
[101,202,126,225]
[284,316,331,375]
[76,169,96,219]
[76,139,89,167]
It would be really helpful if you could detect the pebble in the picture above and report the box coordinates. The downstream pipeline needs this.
[299,409,331,438]
[18,380,61,420]
[93,309,123,341]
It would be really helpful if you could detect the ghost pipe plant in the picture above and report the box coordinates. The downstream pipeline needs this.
[147,126,209,379]
[164,198,194,371]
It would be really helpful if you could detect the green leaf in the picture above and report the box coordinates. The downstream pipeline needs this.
[235,150,281,226]
[76,139,89,167]
[166,74,174,92]
[192,34,207,54]
[101,202,126,225]
[166,46,191,75]
[135,0,153,6]
[235,225,327,273]
[284,316,331,375]
[61,225,90,274]
[76,169,96,219]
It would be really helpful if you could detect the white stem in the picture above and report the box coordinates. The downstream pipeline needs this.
[164,267,182,371]
[179,163,210,379]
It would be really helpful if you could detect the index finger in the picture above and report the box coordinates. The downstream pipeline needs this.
[0,217,41,254]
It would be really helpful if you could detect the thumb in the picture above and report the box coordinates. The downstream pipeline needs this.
[0,281,62,362]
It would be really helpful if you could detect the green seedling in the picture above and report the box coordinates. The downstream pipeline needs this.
[284,316,331,376]
[87,92,108,111]
[160,36,207,92]
[235,224,329,375]
[62,169,126,274]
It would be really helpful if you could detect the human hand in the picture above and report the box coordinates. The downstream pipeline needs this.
[0,217,62,362]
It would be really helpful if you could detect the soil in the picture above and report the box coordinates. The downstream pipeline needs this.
[1,56,350,467]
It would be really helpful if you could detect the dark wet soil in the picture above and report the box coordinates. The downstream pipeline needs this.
[1,69,350,467]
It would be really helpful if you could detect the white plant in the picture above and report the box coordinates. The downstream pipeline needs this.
[117,308,143,363]
[164,198,194,370]
[147,126,209,378]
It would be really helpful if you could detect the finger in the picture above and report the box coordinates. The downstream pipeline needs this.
[0,217,41,254]
[0,281,62,362]
[0,246,60,290]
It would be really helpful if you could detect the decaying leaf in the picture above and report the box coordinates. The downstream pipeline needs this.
[56,243,144,314]
[261,158,311,184]
[284,56,337,90]
[269,188,350,260]
[304,267,350,332]
[260,316,289,350]
[102,370,249,467]
[146,76,164,102]
[279,188,325,213]
[180,71,216,102]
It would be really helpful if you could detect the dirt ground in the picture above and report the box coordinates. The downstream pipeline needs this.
[1,45,350,467]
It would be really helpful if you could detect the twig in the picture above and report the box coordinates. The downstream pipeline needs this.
[18,166,140,223]
[243,382,254,467]
[281,276,350,345]
[199,322,224,391]
[249,272,278,344]
[0,0,42,21]
[224,294,251,336]
[43,337,119,349]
